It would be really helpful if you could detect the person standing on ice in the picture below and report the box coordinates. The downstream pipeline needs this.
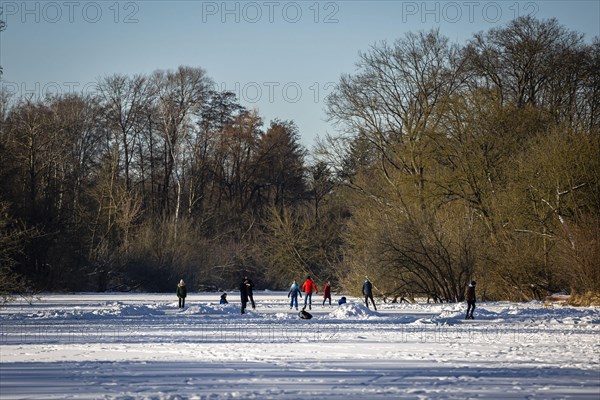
[362,277,377,310]
[322,281,332,306]
[239,278,249,314]
[301,275,318,310]
[288,280,302,310]
[244,276,256,310]
[176,279,187,308]
[465,281,476,320]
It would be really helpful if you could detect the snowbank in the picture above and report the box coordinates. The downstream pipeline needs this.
[4,301,166,320]
[179,303,243,316]
[414,302,600,325]
[327,302,383,319]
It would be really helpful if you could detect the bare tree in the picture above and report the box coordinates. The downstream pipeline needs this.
[0,9,5,77]
[97,74,150,191]
[186,91,245,217]
[327,29,465,209]
[464,16,587,114]
[150,66,212,234]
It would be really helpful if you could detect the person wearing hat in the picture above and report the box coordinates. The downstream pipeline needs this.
[465,280,477,319]
[176,279,187,308]
[362,276,377,310]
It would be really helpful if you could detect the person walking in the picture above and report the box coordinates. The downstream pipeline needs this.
[244,276,256,309]
[301,275,318,310]
[362,277,377,310]
[176,279,187,308]
[322,281,332,306]
[239,278,249,314]
[288,280,302,310]
[465,281,476,320]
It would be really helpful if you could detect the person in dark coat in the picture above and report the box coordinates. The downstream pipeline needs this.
[362,277,377,310]
[176,279,187,308]
[465,281,476,319]
[322,281,332,306]
[239,279,249,314]
[244,276,256,309]
[338,296,347,305]
[220,293,228,304]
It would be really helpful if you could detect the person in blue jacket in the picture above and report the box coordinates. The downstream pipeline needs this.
[287,280,303,310]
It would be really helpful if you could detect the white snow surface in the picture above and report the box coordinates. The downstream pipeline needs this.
[1,292,599,399]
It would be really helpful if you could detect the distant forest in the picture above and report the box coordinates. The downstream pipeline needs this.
[1,17,598,303]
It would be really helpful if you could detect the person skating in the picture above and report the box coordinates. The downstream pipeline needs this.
[239,278,249,314]
[244,276,256,309]
[362,277,377,310]
[465,281,476,320]
[322,281,332,306]
[301,275,318,311]
[288,280,302,310]
[176,279,187,308]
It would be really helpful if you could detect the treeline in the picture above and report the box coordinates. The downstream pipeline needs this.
[0,66,344,295]
[1,17,599,302]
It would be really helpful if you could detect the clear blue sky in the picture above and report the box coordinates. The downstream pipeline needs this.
[1,0,599,149]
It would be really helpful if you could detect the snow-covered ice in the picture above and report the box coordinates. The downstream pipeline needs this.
[1,292,599,399]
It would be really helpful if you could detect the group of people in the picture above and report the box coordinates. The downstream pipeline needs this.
[287,276,332,311]
[176,276,478,319]
[176,275,337,315]
[177,276,256,314]
[176,276,379,313]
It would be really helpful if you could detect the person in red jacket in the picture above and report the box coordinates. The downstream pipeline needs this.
[301,276,318,311]
[322,281,332,306]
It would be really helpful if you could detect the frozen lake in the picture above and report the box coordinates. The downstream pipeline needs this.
[1,292,599,399]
